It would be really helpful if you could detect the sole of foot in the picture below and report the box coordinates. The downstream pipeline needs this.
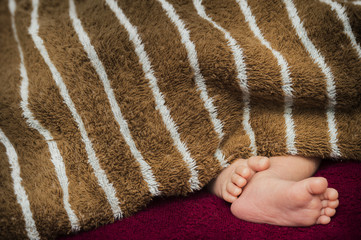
[230,176,339,226]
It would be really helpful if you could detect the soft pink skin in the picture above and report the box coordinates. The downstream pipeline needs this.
[210,155,339,226]
[209,156,270,203]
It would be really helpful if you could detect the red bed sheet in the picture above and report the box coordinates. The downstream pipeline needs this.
[60,161,361,240]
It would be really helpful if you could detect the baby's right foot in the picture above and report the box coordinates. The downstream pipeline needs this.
[209,156,270,203]
[230,174,339,226]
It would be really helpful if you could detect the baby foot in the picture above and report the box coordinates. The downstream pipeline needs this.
[209,156,270,203]
[230,175,339,226]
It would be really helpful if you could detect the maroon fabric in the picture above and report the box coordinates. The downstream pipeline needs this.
[61,161,361,240]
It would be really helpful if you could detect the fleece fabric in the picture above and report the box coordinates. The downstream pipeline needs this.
[0,0,360,239]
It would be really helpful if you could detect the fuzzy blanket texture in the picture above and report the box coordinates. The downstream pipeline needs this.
[0,0,360,239]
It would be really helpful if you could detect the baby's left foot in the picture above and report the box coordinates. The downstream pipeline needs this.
[209,156,270,203]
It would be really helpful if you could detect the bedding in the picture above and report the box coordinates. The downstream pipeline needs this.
[60,161,361,240]
[0,0,360,239]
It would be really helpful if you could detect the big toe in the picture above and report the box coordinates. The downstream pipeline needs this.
[307,177,328,195]
[247,156,270,172]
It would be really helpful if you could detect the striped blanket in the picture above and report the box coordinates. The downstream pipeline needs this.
[1,0,360,239]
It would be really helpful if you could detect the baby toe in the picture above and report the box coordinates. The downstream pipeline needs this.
[308,177,328,195]
[247,156,270,172]
[317,215,331,225]
[324,188,338,201]
[226,181,242,197]
[235,165,252,179]
[231,172,247,187]
[223,192,237,203]
[328,199,339,208]
[324,207,336,217]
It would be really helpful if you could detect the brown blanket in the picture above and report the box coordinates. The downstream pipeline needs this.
[1,0,360,239]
